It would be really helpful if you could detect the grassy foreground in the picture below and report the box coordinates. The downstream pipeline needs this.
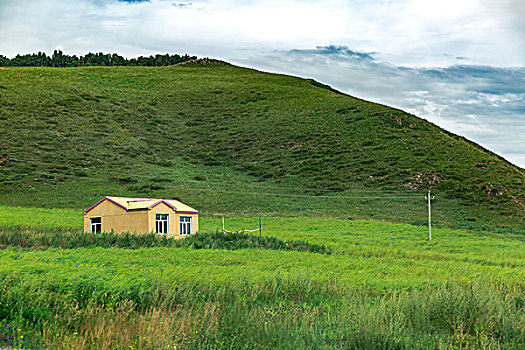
[0,206,524,348]
[1,262,523,349]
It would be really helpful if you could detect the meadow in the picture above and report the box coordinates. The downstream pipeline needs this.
[0,206,523,349]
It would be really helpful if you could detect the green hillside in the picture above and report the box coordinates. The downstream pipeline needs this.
[0,62,523,232]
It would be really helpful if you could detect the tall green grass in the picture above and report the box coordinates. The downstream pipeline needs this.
[1,271,523,349]
[0,226,330,254]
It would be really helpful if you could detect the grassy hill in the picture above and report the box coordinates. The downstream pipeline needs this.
[0,62,523,232]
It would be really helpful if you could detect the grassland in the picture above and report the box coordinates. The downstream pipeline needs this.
[0,207,524,348]
[0,63,524,348]
[0,64,523,233]
[1,206,523,289]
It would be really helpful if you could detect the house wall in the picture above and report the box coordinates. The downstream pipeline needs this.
[83,199,149,233]
[84,199,199,237]
[147,203,199,238]
[148,202,176,236]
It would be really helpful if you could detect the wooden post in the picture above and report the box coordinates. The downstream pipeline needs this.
[428,190,431,241]
[259,216,262,237]
[222,217,225,232]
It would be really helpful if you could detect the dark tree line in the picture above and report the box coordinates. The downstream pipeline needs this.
[0,50,197,67]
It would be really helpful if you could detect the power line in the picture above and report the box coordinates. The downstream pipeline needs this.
[177,187,423,199]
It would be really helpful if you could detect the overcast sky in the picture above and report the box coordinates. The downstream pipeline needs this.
[1,0,524,167]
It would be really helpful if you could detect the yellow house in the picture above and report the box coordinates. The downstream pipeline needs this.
[83,196,198,238]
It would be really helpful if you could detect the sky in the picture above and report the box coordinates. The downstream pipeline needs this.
[1,0,524,167]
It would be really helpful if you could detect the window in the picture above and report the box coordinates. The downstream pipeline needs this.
[155,213,169,234]
[89,217,101,233]
[180,216,192,235]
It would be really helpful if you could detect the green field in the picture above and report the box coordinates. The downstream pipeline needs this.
[0,207,524,349]
[2,206,524,288]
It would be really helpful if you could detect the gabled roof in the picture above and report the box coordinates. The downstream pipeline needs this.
[83,196,199,215]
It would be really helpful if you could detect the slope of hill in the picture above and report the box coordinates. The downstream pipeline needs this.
[0,63,523,232]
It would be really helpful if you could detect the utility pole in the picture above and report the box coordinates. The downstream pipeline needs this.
[425,190,435,241]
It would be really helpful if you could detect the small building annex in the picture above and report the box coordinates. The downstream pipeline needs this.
[83,196,199,237]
